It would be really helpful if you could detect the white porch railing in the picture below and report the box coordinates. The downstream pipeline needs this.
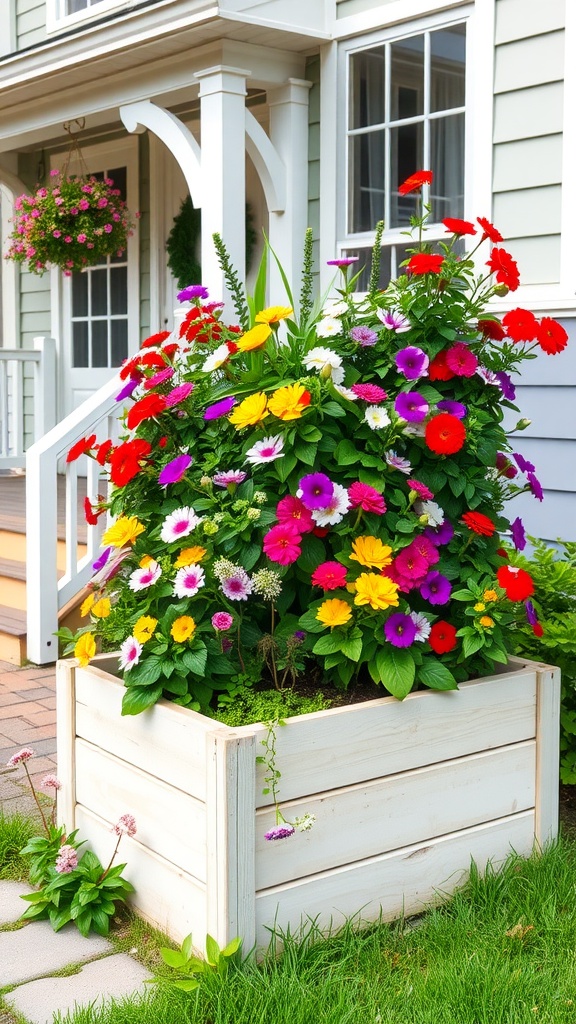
[0,337,57,469]
[26,374,126,665]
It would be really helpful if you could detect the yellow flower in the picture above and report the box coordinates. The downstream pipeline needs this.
[229,392,269,429]
[92,598,111,619]
[80,592,95,618]
[483,590,498,603]
[316,599,352,628]
[474,602,486,612]
[74,632,96,667]
[133,615,158,643]
[353,573,400,611]
[174,546,207,568]
[236,324,272,352]
[255,306,293,325]
[268,383,311,421]
[102,516,145,548]
[171,616,196,643]
[139,554,154,568]
[479,616,495,628]
[349,536,393,570]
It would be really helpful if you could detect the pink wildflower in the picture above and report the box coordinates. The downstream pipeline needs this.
[112,813,137,837]
[55,845,78,874]
[7,748,34,767]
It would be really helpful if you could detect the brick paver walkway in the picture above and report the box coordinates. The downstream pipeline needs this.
[0,660,57,812]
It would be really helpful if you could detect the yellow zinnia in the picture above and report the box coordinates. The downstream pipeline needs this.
[353,573,400,611]
[236,324,272,352]
[171,616,196,643]
[74,632,96,667]
[102,516,145,548]
[174,546,207,568]
[92,598,111,619]
[474,602,486,612]
[255,306,293,325]
[349,536,393,570]
[483,590,498,603]
[133,615,158,643]
[479,616,495,628]
[268,383,311,421]
[80,592,95,618]
[228,392,269,429]
[316,599,352,628]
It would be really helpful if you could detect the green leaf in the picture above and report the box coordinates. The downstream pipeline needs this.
[339,634,363,662]
[313,632,344,656]
[181,934,194,961]
[161,948,187,969]
[334,439,360,465]
[121,686,163,716]
[275,452,298,482]
[297,608,326,633]
[161,675,189,696]
[127,655,163,687]
[173,980,201,992]
[222,936,242,957]
[298,533,326,574]
[181,643,208,677]
[322,401,347,418]
[376,647,415,700]
[294,438,317,466]
[418,658,458,691]
[463,633,485,658]
[205,934,221,967]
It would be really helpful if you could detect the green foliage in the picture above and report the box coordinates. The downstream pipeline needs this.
[148,932,242,993]
[0,812,37,880]
[214,687,329,728]
[20,824,83,886]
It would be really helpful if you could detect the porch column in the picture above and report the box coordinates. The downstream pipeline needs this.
[267,79,313,312]
[195,66,249,308]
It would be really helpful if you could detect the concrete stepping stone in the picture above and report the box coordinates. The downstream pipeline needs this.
[6,953,152,1024]
[0,880,31,925]
[0,919,110,986]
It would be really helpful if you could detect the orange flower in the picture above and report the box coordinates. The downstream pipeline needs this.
[236,324,271,352]
[316,599,352,628]
[268,383,311,421]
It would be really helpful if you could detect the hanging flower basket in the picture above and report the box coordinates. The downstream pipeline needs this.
[4,168,134,276]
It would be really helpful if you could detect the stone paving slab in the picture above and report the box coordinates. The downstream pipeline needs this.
[1,920,110,986]
[0,881,30,925]
[6,953,152,1024]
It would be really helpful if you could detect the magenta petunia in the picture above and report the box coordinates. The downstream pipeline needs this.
[158,454,192,486]
[203,396,237,420]
[165,383,194,408]
[297,473,334,511]
[511,516,526,550]
[437,400,467,420]
[384,612,417,648]
[115,379,139,402]
[92,546,112,572]
[446,342,478,378]
[527,472,544,502]
[424,519,454,546]
[326,257,359,267]
[496,372,516,401]
[177,284,209,301]
[395,346,429,380]
[395,391,429,423]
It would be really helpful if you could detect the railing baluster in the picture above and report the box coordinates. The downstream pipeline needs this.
[13,359,24,460]
[0,360,8,458]
[65,462,78,583]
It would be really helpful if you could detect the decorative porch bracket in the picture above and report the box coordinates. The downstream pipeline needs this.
[119,100,202,208]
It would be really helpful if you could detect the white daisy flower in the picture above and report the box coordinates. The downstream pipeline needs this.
[245,435,285,465]
[173,564,206,599]
[414,500,445,528]
[409,612,432,643]
[364,406,390,430]
[315,316,343,339]
[160,507,202,543]
[333,384,358,402]
[119,636,143,671]
[128,561,162,592]
[202,343,231,373]
[312,483,351,527]
[322,300,348,317]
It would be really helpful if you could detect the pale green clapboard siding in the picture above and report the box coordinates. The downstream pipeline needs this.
[306,54,320,271]
[493,186,561,238]
[19,268,51,349]
[493,136,563,192]
[493,82,563,143]
[494,0,565,44]
[16,0,47,48]
[494,31,564,93]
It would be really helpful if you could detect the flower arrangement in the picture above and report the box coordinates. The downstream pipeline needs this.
[64,171,567,716]
[4,168,134,275]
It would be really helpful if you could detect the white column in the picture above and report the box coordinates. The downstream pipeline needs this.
[268,78,313,312]
[195,66,249,308]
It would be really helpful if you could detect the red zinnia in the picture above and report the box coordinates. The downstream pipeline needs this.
[139,352,166,370]
[428,350,456,381]
[398,170,433,195]
[67,434,97,463]
[108,439,152,487]
[96,439,114,466]
[141,330,171,349]
[311,561,348,591]
[407,253,445,275]
[461,511,496,537]
[126,393,166,430]
[502,308,539,343]
[536,317,568,355]
[425,414,466,455]
[119,356,141,381]
[477,217,503,244]
[478,318,506,341]
[443,217,476,236]
[486,248,520,292]
[496,564,535,602]
[428,620,458,654]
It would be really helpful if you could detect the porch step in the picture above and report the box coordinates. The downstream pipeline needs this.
[0,605,26,665]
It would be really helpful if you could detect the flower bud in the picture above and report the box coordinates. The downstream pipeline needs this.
[200,475,212,488]
[493,283,509,297]
[515,418,531,431]
[418,514,429,525]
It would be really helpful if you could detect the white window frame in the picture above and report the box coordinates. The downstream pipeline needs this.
[46,0,132,36]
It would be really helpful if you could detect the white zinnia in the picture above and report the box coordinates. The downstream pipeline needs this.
[364,406,390,430]
[312,483,351,527]
[409,612,432,643]
[415,500,445,528]
[322,300,348,317]
[333,384,358,402]
[160,507,202,543]
[173,564,206,599]
[202,344,231,373]
[315,316,342,339]
[128,561,162,592]
[245,435,285,465]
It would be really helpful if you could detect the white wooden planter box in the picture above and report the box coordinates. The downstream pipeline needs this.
[56,655,560,950]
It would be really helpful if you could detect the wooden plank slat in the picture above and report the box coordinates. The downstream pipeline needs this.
[254,741,536,890]
[535,664,561,844]
[56,658,76,830]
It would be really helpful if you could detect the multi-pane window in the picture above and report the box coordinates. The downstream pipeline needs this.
[344,23,466,288]
[70,167,129,370]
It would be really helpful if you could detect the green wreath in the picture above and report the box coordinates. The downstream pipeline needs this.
[166,196,257,290]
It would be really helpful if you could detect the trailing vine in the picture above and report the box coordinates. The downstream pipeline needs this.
[166,196,257,290]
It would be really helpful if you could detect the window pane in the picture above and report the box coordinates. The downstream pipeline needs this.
[111,320,128,367]
[71,272,88,317]
[389,122,424,228]
[349,131,385,233]
[430,112,465,221]
[72,321,88,367]
[66,0,88,12]
[110,266,127,314]
[349,46,385,129]
[91,269,108,316]
[92,321,108,367]
[431,24,466,113]
[107,166,127,201]
[391,35,424,120]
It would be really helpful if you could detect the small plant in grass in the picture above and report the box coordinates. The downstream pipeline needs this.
[148,932,242,993]
[0,812,37,881]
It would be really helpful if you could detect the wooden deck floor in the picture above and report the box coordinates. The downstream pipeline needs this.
[0,471,87,540]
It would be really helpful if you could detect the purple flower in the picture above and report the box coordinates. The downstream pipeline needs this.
[395,391,429,423]
[115,379,139,402]
[384,612,417,648]
[424,519,454,546]
[298,473,334,510]
[92,547,112,572]
[326,257,359,267]
[437,400,467,420]
[510,516,526,551]
[204,396,237,421]
[221,636,234,653]
[420,570,452,605]
[496,452,517,478]
[377,309,411,333]
[527,471,544,502]
[159,454,192,486]
[165,382,194,408]
[177,284,209,302]
[525,600,538,627]
[293,630,306,644]
[496,371,516,401]
[395,346,429,380]
[265,824,295,840]
[513,452,536,474]
[350,326,378,347]
[213,470,247,488]
[221,571,253,601]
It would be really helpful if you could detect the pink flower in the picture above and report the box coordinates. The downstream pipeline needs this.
[165,383,194,407]
[55,845,78,874]
[407,478,434,500]
[263,522,302,565]
[113,813,137,837]
[445,342,478,378]
[119,636,143,671]
[41,774,62,790]
[77,233,87,243]
[79,199,90,210]
[97,197,108,208]
[311,561,348,590]
[144,366,174,390]
[276,495,315,533]
[53,230,61,238]
[348,482,386,515]
[212,612,234,631]
[104,224,113,234]
[6,747,34,767]
[351,383,387,403]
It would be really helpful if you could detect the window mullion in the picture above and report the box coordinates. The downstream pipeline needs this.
[423,31,431,204]
[384,41,391,233]
[87,269,92,369]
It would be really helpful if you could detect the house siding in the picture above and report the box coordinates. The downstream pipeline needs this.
[336,0,395,17]
[306,54,321,272]
[138,133,151,342]
[16,0,47,49]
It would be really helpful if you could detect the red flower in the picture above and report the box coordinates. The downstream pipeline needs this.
[96,439,114,466]
[126,393,166,430]
[486,248,520,292]
[162,343,180,358]
[83,496,99,526]
[478,318,506,341]
[141,330,171,349]
[496,548,509,560]
[477,217,503,243]
[226,341,239,354]
[461,511,496,537]
[312,526,330,538]
[67,434,97,463]
[398,170,433,195]
[536,317,568,355]
[502,308,539,343]
[533,623,544,638]
[311,561,348,591]
[425,414,466,455]
[108,439,152,487]
[443,217,476,236]
[139,352,166,369]
[496,564,535,601]
[119,356,141,380]
[428,350,456,381]
[429,620,458,654]
[407,253,445,275]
